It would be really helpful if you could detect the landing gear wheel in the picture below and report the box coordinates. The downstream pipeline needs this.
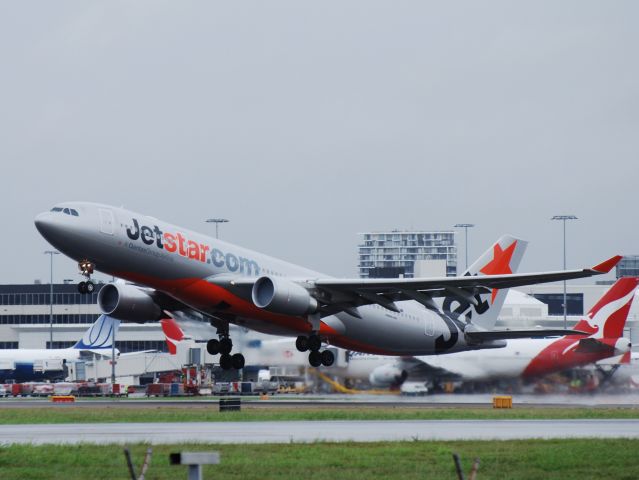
[320,350,335,367]
[219,354,232,370]
[307,334,322,352]
[296,336,309,352]
[207,339,220,355]
[85,281,95,293]
[308,351,322,368]
[219,337,233,355]
[231,353,245,370]
[78,282,87,294]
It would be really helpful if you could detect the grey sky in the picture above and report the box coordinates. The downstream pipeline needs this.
[1,1,637,284]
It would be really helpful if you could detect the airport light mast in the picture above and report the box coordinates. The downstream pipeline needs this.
[44,250,59,348]
[454,224,475,270]
[551,215,578,330]
[205,218,229,239]
[111,318,116,387]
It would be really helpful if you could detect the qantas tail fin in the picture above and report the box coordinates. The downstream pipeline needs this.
[573,277,639,340]
[160,318,185,355]
[448,235,527,330]
[72,315,120,350]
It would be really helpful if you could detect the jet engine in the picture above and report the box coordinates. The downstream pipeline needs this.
[251,276,318,316]
[98,283,164,323]
[369,365,408,387]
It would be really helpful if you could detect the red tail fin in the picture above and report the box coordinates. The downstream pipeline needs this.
[573,277,639,339]
[160,318,184,355]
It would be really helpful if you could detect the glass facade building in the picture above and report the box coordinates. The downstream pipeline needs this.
[0,283,167,351]
[532,293,584,316]
[617,256,639,278]
[357,230,457,278]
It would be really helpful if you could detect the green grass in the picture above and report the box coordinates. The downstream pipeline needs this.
[1,439,638,480]
[0,405,638,424]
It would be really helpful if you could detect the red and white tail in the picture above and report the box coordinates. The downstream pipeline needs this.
[160,318,185,355]
[452,235,528,330]
[573,277,639,340]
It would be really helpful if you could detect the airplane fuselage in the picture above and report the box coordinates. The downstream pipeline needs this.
[0,348,80,383]
[344,333,631,383]
[35,202,499,356]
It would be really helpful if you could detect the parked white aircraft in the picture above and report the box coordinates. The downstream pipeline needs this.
[35,202,619,370]
[0,315,119,382]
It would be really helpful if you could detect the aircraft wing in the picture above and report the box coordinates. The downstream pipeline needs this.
[312,255,620,315]
[212,256,620,318]
[465,329,588,341]
[399,356,463,382]
[315,256,620,294]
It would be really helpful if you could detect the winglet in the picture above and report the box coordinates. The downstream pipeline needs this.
[592,255,623,273]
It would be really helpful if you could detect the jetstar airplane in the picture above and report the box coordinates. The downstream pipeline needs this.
[34,202,620,371]
[345,277,637,388]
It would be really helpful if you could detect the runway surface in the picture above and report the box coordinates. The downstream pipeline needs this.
[1,419,638,444]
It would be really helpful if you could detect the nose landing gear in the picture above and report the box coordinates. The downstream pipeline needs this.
[77,260,96,294]
[296,334,335,367]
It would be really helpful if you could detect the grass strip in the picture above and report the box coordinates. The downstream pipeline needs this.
[1,439,638,480]
[0,406,638,424]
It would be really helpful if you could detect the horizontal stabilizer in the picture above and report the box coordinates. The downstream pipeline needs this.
[466,329,588,342]
[574,338,616,354]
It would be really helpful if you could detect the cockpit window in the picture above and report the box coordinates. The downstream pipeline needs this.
[50,207,80,216]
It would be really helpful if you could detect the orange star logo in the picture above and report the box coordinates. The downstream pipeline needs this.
[480,240,517,303]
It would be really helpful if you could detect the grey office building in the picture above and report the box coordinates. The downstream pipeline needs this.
[357,231,457,278]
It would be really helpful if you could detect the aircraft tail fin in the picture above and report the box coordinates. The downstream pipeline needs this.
[72,315,120,350]
[573,277,639,340]
[450,235,527,330]
[160,318,185,355]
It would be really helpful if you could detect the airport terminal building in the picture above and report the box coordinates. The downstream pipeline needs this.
[0,282,167,352]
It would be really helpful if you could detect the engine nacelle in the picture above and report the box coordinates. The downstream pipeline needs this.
[369,364,408,387]
[251,276,318,316]
[98,283,163,323]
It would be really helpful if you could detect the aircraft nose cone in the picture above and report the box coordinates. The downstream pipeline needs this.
[34,212,53,235]
[34,212,67,247]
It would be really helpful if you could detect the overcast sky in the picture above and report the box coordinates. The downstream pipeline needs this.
[0,1,637,284]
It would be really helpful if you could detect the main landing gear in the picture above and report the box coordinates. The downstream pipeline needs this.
[77,260,96,294]
[296,334,335,367]
[206,335,245,371]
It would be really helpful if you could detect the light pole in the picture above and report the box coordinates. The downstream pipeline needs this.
[454,224,475,271]
[551,215,578,330]
[111,317,117,387]
[44,250,60,349]
[205,218,229,239]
